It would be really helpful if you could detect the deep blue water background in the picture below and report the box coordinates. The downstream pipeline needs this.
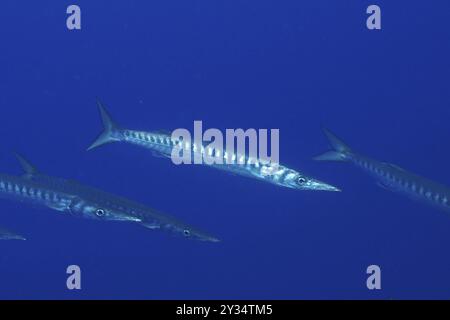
[0,0,450,299]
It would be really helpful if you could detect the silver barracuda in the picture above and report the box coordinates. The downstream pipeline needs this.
[87,101,340,192]
[315,128,450,212]
[0,227,25,240]
[9,153,219,242]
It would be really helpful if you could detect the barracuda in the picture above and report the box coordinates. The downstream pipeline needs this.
[0,227,25,240]
[87,101,340,192]
[315,128,450,212]
[8,153,219,242]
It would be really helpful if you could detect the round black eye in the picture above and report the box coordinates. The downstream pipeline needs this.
[95,209,106,217]
[297,177,307,184]
[183,229,191,236]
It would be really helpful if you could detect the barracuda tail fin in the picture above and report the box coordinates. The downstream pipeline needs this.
[87,100,122,151]
[314,128,351,161]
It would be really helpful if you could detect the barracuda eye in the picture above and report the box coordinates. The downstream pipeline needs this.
[297,177,307,184]
[95,208,106,217]
[183,229,191,237]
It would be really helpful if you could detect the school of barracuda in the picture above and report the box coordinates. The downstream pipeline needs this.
[2,101,450,241]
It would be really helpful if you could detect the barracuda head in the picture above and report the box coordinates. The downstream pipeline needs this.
[259,164,340,192]
[142,221,220,242]
[283,172,341,192]
[170,224,221,242]
[69,198,142,223]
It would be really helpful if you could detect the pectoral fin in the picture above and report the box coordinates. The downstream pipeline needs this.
[376,180,401,192]
[47,201,73,213]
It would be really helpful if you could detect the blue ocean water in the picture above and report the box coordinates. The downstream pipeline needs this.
[0,0,449,299]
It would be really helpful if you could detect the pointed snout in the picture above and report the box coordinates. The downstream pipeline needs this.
[308,179,341,192]
[196,232,221,243]
[5,235,26,241]
[206,236,221,243]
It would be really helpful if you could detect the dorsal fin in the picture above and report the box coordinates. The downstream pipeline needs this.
[13,152,40,178]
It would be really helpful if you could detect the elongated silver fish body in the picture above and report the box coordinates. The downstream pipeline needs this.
[120,129,318,187]
[26,173,198,233]
[315,129,450,212]
[87,101,340,192]
[352,155,450,209]
[8,153,219,242]
[0,173,76,213]
[122,130,174,156]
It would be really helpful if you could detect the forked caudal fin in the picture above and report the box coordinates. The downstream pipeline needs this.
[313,128,352,162]
[87,100,122,151]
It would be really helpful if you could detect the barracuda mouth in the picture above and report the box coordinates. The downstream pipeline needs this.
[306,179,341,192]
[115,215,142,222]
[193,235,221,243]
[289,173,341,191]
[181,227,221,242]
[202,236,221,243]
